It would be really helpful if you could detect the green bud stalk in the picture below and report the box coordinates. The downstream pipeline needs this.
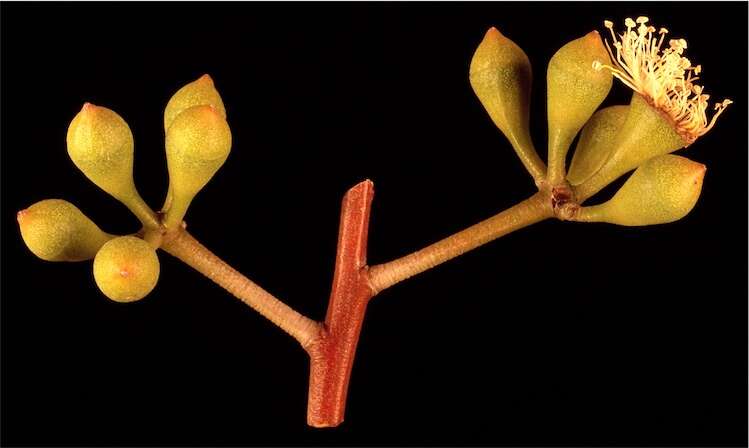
[470,27,545,183]
[163,105,232,229]
[577,154,705,226]
[18,199,113,262]
[94,236,160,302]
[567,105,628,185]
[66,104,159,228]
[546,31,612,184]
[574,93,688,202]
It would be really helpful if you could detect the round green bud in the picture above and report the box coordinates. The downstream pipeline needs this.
[470,27,544,181]
[546,31,613,183]
[578,154,705,226]
[93,236,160,303]
[17,199,112,262]
[163,104,232,228]
[164,74,226,132]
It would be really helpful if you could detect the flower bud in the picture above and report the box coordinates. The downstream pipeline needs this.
[574,93,688,201]
[577,155,705,226]
[93,236,160,303]
[567,105,628,185]
[163,105,232,228]
[164,74,226,132]
[162,75,227,213]
[470,27,545,182]
[17,199,112,262]
[66,104,158,228]
[546,31,612,183]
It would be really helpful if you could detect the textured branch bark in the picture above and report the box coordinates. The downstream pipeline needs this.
[161,229,322,348]
[305,179,375,428]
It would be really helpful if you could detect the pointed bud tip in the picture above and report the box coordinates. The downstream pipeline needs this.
[16,209,28,224]
[583,30,605,47]
[197,74,214,85]
[484,27,505,40]
[79,102,105,118]
[695,163,707,181]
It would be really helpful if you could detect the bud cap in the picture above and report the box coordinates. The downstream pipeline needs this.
[164,74,226,132]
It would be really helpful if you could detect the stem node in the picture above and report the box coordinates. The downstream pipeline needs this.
[306,179,376,428]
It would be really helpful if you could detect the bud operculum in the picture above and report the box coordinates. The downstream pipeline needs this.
[164,74,226,132]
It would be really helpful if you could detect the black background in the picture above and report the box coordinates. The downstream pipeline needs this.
[1,2,747,446]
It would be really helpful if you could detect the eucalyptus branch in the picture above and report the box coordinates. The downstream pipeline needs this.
[18,15,730,430]
[161,228,322,348]
[368,191,552,293]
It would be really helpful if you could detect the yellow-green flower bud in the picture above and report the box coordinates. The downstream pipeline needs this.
[66,104,158,228]
[577,154,705,226]
[17,199,112,262]
[546,31,612,184]
[163,105,232,228]
[575,93,688,202]
[567,105,628,185]
[470,27,545,182]
[164,74,226,133]
[93,236,160,303]
[162,75,227,213]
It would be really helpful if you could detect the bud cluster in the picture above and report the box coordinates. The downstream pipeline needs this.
[469,16,727,225]
[19,75,232,302]
[19,18,729,311]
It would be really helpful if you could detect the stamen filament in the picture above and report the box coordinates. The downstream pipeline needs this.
[593,17,731,144]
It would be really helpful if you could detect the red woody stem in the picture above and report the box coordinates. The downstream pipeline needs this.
[305,180,376,428]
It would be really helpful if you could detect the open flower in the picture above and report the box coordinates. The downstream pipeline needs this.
[573,16,733,202]
[593,16,731,145]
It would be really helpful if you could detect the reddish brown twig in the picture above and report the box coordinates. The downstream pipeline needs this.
[305,180,375,428]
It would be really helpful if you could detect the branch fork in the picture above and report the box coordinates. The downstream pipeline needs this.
[156,170,593,428]
[305,180,376,427]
